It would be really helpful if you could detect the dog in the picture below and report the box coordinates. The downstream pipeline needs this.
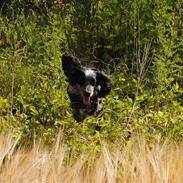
[62,53,112,122]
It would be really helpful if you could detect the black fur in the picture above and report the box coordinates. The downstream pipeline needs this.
[62,53,112,122]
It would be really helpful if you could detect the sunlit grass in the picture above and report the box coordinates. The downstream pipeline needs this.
[0,132,183,183]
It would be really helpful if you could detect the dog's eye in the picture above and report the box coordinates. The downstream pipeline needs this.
[90,78,96,86]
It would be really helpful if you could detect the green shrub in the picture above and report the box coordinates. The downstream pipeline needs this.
[0,0,182,151]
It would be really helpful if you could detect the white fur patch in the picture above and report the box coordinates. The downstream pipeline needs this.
[85,69,95,77]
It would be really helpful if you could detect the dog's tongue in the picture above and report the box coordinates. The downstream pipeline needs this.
[83,96,91,105]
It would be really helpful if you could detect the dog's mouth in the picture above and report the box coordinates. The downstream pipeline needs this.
[83,85,94,105]
[83,95,91,105]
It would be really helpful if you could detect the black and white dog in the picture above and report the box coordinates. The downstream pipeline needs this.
[62,53,112,122]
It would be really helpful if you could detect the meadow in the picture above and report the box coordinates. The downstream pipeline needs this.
[0,0,183,182]
[1,132,183,183]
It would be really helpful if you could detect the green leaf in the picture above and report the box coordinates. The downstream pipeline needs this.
[29,106,39,115]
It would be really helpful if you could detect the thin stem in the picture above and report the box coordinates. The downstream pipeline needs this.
[10,55,16,116]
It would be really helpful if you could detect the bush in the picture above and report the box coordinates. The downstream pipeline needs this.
[0,0,182,150]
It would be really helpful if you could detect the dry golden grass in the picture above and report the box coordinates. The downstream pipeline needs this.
[1,132,183,183]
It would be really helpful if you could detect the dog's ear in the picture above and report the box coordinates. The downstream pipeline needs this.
[62,53,81,78]
[96,71,112,97]
[62,53,84,85]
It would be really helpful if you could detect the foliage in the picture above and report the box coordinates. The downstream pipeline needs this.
[0,0,183,151]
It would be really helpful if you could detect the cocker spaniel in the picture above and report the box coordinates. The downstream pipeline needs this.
[62,53,112,122]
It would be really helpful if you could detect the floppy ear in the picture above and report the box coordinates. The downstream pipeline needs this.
[96,71,112,97]
[62,53,81,79]
[62,53,82,85]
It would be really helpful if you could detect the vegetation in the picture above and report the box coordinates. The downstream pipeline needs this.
[0,0,182,153]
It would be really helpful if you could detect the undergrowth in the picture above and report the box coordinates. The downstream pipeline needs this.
[0,0,183,152]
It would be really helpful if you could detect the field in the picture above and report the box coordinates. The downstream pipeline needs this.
[1,132,183,183]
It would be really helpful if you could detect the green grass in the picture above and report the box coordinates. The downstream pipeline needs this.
[0,0,183,152]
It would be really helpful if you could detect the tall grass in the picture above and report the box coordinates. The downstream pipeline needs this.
[0,132,183,183]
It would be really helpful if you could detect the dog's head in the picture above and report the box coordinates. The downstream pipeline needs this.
[62,53,112,106]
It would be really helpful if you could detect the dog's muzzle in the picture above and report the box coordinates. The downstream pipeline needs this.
[83,85,94,105]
